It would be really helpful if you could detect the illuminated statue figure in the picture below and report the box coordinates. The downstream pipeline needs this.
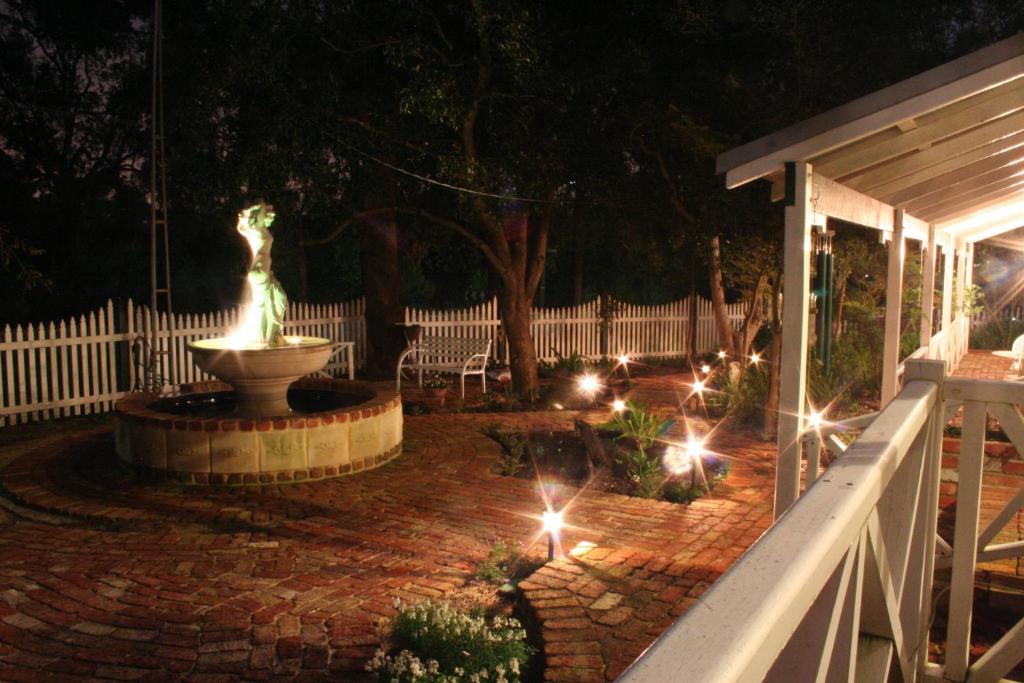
[236,203,287,346]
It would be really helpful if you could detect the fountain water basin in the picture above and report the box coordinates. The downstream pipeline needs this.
[114,377,403,484]
[188,336,334,418]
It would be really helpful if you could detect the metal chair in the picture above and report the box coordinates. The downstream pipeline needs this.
[1011,334,1024,372]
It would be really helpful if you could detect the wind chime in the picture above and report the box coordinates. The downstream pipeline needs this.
[812,225,835,372]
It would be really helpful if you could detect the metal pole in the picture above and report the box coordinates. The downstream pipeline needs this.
[148,0,159,390]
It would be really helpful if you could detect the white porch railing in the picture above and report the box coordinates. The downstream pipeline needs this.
[619,359,1024,682]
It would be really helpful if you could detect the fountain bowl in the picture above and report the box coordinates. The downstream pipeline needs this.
[188,336,334,418]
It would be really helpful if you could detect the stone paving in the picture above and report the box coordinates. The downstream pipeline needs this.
[0,374,776,682]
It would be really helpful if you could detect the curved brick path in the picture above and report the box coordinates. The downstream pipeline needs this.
[0,378,775,681]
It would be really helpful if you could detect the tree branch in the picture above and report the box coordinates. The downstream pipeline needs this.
[300,208,398,246]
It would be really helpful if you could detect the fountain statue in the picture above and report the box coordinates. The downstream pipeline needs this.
[186,202,334,417]
[236,203,287,346]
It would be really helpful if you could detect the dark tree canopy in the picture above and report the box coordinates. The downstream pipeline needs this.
[1,0,1021,325]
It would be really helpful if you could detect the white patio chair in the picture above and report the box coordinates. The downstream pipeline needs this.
[1011,334,1024,372]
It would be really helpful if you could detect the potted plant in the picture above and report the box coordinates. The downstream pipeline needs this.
[422,373,451,405]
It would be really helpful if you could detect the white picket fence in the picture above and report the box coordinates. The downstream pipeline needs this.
[972,304,1024,325]
[405,296,746,363]
[2,295,745,425]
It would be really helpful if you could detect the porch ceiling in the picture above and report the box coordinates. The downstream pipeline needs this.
[717,33,1024,243]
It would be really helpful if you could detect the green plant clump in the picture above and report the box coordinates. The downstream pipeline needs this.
[618,448,663,498]
[661,480,704,504]
[473,540,543,585]
[484,425,529,476]
[971,316,1024,350]
[537,349,588,377]
[708,364,769,425]
[422,373,451,390]
[367,599,534,683]
[598,400,674,450]
[598,401,674,497]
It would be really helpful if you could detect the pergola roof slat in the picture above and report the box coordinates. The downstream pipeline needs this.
[936,190,1024,228]
[719,33,1024,243]
[841,108,1024,193]
[811,77,1024,180]
[878,148,1024,205]
[919,179,1024,222]
[718,34,1024,189]
[904,165,1024,214]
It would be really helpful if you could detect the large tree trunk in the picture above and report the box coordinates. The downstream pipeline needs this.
[708,235,738,358]
[499,285,539,394]
[361,213,404,379]
[573,226,584,306]
[295,219,310,303]
[687,265,698,357]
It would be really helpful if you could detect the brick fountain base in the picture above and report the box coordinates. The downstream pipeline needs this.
[113,377,402,484]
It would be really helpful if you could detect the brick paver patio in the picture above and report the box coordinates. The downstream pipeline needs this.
[0,374,775,681]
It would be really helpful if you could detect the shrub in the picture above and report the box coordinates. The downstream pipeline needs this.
[661,480,703,504]
[708,364,769,424]
[617,448,663,498]
[474,540,544,585]
[597,402,674,496]
[423,373,451,390]
[537,349,588,377]
[598,400,674,451]
[367,599,534,683]
[971,316,1024,350]
[484,425,529,476]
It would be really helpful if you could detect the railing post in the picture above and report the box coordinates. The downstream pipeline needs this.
[903,358,946,679]
[944,395,987,681]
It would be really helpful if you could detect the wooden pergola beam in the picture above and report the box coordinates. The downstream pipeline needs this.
[934,189,1024,227]
[890,158,1024,209]
[917,178,1024,222]
[879,147,1024,205]
[718,34,1024,188]
[866,131,1024,200]
[843,109,1024,194]
[906,169,1024,214]
[812,78,1024,180]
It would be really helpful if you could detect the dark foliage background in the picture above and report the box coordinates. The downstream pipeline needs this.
[1,0,1021,323]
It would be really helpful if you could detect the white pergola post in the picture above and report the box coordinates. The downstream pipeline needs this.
[941,243,955,360]
[920,225,936,351]
[775,161,813,519]
[964,242,975,355]
[881,210,906,406]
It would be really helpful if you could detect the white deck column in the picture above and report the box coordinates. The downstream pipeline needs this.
[941,244,955,360]
[881,210,905,406]
[920,224,936,350]
[965,242,975,353]
[775,161,813,519]
[956,243,970,359]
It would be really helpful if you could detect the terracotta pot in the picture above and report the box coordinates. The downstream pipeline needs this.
[424,387,449,405]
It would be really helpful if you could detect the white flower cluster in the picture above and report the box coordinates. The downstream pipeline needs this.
[366,649,457,682]
[366,648,524,683]
[364,599,529,683]
[393,599,527,645]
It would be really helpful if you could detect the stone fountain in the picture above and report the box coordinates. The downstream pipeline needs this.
[114,203,402,484]
[188,203,333,419]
